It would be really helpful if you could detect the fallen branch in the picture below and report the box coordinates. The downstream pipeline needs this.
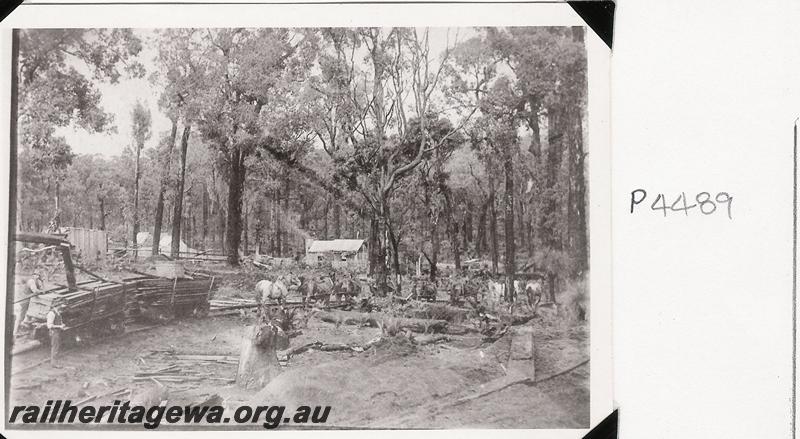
[75,387,130,406]
[532,359,590,384]
[175,354,238,362]
[125,325,162,335]
[448,359,590,407]
[414,334,451,345]
[209,310,248,318]
[11,340,42,356]
[280,336,384,360]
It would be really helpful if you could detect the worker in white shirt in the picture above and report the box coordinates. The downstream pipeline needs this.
[13,271,43,337]
[45,304,66,367]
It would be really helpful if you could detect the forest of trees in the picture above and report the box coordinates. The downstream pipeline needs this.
[15,27,589,294]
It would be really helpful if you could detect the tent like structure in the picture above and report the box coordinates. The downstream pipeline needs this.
[135,232,196,257]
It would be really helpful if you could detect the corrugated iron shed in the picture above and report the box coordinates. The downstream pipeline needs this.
[307,239,365,253]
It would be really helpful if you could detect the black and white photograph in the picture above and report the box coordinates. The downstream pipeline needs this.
[3,4,612,432]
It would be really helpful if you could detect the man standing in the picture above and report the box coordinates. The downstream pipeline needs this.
[13,271,42,337]
[46,304,65,367]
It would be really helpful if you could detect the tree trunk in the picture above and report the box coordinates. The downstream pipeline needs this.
[317,310,449,334]
[54,180,61,229]
[184,201,192,250]
[236,315,288,390]
[282,177,291,257]
[383,200,401,291]
[547,272,557,303]
[265,197,271,254]
[573,47,589,274]
[542,107,565,249]
[528,97,542,157]
[476,198,488,257]
[503,153,515,302]
[452,221,461,272]
[333,203,342,238]
[430,216,439,282]
[226,149,246,266]
[368,215,378,274]
[368,214,386,291]
[254,197,264,254]
[201,183,209,250]
[387,223,401,293]
[190,212,196,251]
[216,196,225,253]
[574,129,588,273]
[171,124,191,258]
[152,193,165,256]
[442,188,461,272]
[242,204,249,256]
[299,198,308,231]
[274,189,281,256]
[463,200,473,249]
[153,118,178,257]
[518,197,526,248]
[99,197,106,231]
[323,196,331,239]
[489,188,499,275]
[132,142,142,260]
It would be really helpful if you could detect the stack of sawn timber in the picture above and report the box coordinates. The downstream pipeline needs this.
[123,272,217,321]
[27,280,129,329]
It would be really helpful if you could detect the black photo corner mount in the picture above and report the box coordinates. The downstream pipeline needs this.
[0,0,22,25]
[583,409,618,439]
[568,0,615,49]
[0,1,617,48]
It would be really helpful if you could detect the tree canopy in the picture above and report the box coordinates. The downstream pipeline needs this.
[16,26,588,294]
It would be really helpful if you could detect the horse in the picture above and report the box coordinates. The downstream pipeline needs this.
[296,274,336,306]
[255,277,289,306]
[333,274,360,303]
[514,279,544,312]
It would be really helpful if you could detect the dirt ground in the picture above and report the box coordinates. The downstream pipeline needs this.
[8,269,589,429]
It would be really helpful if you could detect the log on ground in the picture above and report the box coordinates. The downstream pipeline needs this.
[316,310,451,334]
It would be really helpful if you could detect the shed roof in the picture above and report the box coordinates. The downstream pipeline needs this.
[307,239,365,253]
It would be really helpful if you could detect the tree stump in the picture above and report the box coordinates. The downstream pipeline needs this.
[236,317,289,390]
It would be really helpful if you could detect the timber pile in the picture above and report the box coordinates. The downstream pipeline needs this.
[123,272,217,321]
[26,280,128,328]
[132,354,238,385]
[209,298,258,311]
[123,276,150,323]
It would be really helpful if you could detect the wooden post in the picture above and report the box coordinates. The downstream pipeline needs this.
[60,243,77,292]
[170,276,178,308]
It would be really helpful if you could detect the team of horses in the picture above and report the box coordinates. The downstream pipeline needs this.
[255,272,362,306]
[255,269,547,316]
